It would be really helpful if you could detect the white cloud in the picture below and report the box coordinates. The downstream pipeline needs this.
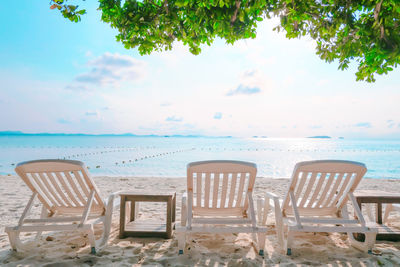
[66,53,146,90]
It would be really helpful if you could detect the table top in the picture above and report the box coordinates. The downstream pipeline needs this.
[354,190,399,197]
[119,191,176,197]
[354,190,400,202]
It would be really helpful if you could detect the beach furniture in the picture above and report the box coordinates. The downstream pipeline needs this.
[259,160,377,255]
[353,190,400,241]
[176,160,267,255]
[5,159,119,254]
[119,191,176,238]
[384,204,400,224]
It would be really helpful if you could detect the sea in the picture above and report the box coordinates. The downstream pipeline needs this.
[1,135,400,179]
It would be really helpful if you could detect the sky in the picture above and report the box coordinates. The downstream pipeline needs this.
[0,2,400,138]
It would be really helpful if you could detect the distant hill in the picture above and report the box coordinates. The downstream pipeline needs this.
[0,131,230,138]
[307,136,332,139]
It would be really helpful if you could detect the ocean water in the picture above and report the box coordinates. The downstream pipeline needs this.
[0,136,399,179]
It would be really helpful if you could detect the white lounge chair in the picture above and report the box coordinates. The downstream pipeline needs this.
[176,160,267,255]
[384,204,400,224]
[259,160,377,255]
[5,159,119,254]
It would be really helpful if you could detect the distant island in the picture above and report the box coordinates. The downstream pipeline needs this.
[0,131,231,138]
[307,136,332,139]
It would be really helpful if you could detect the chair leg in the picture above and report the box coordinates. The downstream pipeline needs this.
[86,226,96,254]
[286,231,294,255]
[257,232,266,256]
[177,232,186,254]
[35,205,49,241]
[7,230,19,251]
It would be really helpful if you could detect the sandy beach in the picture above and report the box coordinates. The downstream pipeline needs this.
[1,175,400,266]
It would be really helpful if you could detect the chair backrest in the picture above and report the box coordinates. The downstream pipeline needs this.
[15,159,105,215]
[282,160,367,216]
[187,160,257,217]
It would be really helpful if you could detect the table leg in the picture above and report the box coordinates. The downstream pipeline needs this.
[172,193,176,222]
[130,201,136,222]
[119,196,126,238]
[167,197,172,238]
[377,202,383,224]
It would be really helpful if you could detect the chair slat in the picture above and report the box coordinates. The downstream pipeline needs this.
[235,173,246,208]
[73,171,90,198]
[299,172,317,207]
[55,172,80,207]
[31,173,58,207]
[228,172,238,208]
[196,173,202,207]
[79,170,104,206]
[294,171,308,200]
[204,173,210,208]
[64,172,86,204]
[39,172,64,206]
[212,173,220,208]
[322,172,344,207]
[329,173,353,207]
[315,172,336,207]
[220,173,229,208]
[307,173,327,208]
[46,172,72,207]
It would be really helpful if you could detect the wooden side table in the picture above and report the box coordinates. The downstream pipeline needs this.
[354,190,400,241]
[119,192,176,239]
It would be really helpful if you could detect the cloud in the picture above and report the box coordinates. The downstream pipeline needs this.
[214,112,222,119]
[166,116,183,122]
[226,69,271,96]
[66,53,146,90]
[226,85,261,96]
[65,84,88,91]
[57,118,71,124]
[309,125,322,129]
[353,122,372,128]
[386,120,395,128]
[85,111,98,116]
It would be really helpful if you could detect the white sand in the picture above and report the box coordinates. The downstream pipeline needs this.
[1,175,400,266]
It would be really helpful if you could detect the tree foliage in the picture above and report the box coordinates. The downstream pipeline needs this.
[50,0,400,82]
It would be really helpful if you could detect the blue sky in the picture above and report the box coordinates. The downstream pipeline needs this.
[1,1,400,138]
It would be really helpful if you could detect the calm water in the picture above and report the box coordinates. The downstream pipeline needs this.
[0,136,400,179]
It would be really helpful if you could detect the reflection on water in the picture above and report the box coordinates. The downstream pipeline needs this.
[0,136,399,178]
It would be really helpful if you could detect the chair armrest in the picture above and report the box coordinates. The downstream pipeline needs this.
[104,191,123,214]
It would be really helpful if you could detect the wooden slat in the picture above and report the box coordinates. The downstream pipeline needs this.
[31,173,58,207]
[55,172,80,206]
[236,173,246,208]
[315,172,336,208]
[46,172,72,207]
[196,173,202,207]
[299,172,318,207]
[322,173,344,207]
[228,172,238,208]
[204,173,211,208]
[212,173,220,208]
[220,173,229,208]
[38,172,63,206]
[125,221,167,232]
[307,173,327,208]
[64,171,86,204]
